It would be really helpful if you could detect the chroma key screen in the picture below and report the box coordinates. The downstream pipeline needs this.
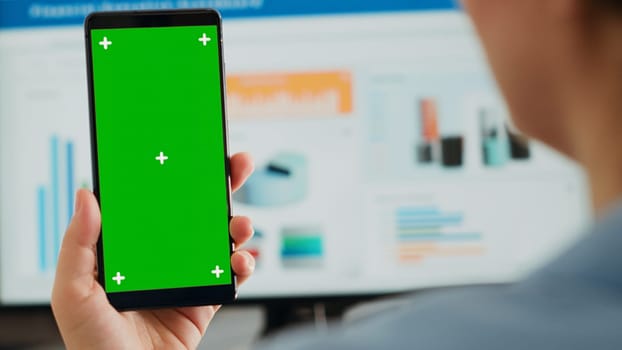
[90,25,232,293]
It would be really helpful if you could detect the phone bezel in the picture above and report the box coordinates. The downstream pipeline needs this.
[84,9,236,310]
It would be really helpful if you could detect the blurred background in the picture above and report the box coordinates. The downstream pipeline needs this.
[0,0,591,348]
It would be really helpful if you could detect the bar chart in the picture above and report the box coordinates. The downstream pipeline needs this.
[280,226,324,268]
[37,135,76,272]
[414,98,466,168]
[396,206,484,263]
[479,107,531,167]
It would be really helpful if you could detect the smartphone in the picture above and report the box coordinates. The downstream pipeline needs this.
[84,9,235,310]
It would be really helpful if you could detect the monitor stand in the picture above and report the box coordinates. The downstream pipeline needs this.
[261,299,362,336]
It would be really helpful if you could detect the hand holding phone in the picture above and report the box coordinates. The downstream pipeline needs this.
[52,155,255,349]
[52,10,255,348]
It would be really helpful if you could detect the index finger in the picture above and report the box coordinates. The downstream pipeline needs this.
[229,152,254,193]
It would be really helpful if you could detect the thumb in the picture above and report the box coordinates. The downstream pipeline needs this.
[52,189,102,304]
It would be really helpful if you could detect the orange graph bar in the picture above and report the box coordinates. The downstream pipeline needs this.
[398,243,485,263]
[420,98,440,142]
[226,71,353,119]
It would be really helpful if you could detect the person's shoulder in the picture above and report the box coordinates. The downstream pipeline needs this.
[259,279,622,350]
[259,205,622,350]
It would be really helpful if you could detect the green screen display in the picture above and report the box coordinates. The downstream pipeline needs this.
[91,25,231,293]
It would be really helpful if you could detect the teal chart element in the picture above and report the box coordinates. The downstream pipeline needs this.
[234,152,308,207]
[280,226,324,268]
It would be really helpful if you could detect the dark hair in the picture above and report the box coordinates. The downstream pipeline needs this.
[597,0,622,11]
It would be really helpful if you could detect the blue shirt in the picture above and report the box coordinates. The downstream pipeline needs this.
[260,204,622,349]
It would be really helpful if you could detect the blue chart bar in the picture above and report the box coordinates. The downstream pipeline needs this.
[397,207,463,228]
[37,135,76,272]
[66,142,74,224]
[397,216,463,227]
[396,207,482,243]
[51,136,60,269]
[37,187,47,271]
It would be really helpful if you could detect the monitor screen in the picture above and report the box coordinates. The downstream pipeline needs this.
[0,0,590,304]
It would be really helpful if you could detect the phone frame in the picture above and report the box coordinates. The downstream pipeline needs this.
[84,9,236,310]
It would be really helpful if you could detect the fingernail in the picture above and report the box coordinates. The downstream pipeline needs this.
[245,251,255,270]
[74,191,83,214]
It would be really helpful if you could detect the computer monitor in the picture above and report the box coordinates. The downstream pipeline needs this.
[0,0,590,305]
